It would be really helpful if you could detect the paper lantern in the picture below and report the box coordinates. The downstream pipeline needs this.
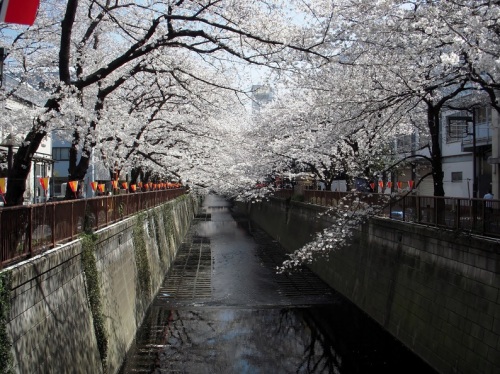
[90,181,98,191]
[0,0,40,26]
[68,180,78,192]
[111,180,118,189]
[369,182,375,191]
[387,181,392,189]
[408,180,414,189]
[68,180,78,198]
[39,177,49,191]
[98,184,105,193]
[378,181,384,189]
[397,181,403,189]
[131,184,137,192]
[0,178,6,203]
[122,182,128,190]
[138,182,143,188]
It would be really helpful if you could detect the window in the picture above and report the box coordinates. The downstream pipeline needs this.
[52,147,70,161]
[446,116,468,143]
[475,106,491,125]
[451,172,462,182]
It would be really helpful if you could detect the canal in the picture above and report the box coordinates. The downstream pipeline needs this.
[119,195,437,373]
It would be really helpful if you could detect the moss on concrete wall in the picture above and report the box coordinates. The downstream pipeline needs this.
[0,271,13,374]
[2,194,198,374]
[81,233,109,373]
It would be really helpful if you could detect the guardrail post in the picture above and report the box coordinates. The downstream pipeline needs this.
[52,203,56,248]
[417,197,421,223]
[402,196,406,221]
[71,201,74,240]
[28,206,33,258]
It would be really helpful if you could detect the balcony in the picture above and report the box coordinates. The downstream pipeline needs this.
[462,122,492,152]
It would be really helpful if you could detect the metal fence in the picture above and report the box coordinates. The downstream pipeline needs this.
[291,190,500,238]
[0,188,185,268]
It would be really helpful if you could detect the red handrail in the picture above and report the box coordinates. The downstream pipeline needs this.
[0,188,186,268]
[299,190,500,237]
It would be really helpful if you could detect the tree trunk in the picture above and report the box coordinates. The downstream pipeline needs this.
[428,104,445,197]
[427,103,446,225]
[5,128,47,206]
[64,152,91,199]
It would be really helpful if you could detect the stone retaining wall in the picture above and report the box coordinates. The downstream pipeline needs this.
[1,194,198,374]
[243,198,500,374]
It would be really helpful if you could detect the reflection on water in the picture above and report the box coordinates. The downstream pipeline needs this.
[120,303,435,374]
[119,195,437,373]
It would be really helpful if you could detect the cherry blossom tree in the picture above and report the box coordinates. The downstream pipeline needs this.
[1,0,334,205]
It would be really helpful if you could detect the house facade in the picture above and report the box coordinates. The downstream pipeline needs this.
[390,100,498,199]
[0,74,52,204]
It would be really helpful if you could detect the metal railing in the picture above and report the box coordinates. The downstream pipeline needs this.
[0,188,186,268]
[276,189,500,238]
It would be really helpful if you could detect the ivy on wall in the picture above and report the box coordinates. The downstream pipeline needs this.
[132,214,152,298]
[81,233,108,374]
[163,204,175,257]
[152,210,165,264]
[0,271,13,374]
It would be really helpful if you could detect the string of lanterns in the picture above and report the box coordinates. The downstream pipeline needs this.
[370,180,415,192]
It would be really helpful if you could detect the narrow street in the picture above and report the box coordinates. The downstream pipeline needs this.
[119,195,436,373]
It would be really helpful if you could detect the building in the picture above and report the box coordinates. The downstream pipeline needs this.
[51,132,110,199]
[251,85,273,113]
[0,74,52,204]
[392,101,498,198]
[441,104,496,198]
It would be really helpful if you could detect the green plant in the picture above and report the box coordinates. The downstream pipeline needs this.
[152,210,165,263]
[118,202,125,218]
[291,194,305,202]
[0,271,13,374]
[132,214,152,297]
[81,233,108,373]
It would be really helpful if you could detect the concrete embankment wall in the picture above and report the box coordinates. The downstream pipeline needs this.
[0,194,198,374]
[242,198,500,374]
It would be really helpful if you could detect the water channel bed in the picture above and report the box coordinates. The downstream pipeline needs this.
[119,195,437,374]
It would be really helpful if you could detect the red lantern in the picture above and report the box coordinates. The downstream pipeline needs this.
[397,181,403,189]
[408,180,414,189]
[68,180,78,198]
[0,178,6,194]
[369,182,375,191]
[90,181,98,192]
[39,177,49,192]
[111,180,118,190]
[0,178,5,203]
[378,181,384,189]
[98,184,105,193]
[131,184,137,192]
[122,182,128,190]
[0,0,40,26]
[387,181,392,189]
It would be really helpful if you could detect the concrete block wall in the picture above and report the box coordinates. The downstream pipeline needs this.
[2,194,197,374]
[244,198,500,374]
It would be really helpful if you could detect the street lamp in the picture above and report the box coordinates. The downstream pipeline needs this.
[0,132,21,174]
[0,47,6,87]
[447,115,476,197]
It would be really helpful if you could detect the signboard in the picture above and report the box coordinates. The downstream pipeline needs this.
[0,0,40,26]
